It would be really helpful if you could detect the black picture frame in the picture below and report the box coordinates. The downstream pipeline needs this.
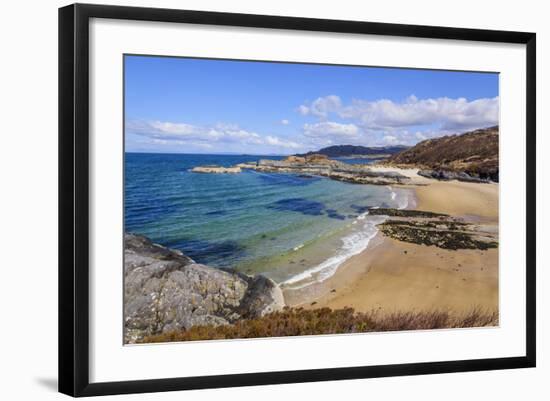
[59,3,536,397]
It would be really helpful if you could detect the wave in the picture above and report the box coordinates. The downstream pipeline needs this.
[388,186,410,210]
[281,214,387,290]
[281,187,414,290]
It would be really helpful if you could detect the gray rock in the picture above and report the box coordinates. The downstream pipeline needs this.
[418,169,495,183]
[237,275,285,318]
[124,233,284,343]
[249,158,410,185]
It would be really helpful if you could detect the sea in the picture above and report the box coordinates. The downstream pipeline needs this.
[125,153,412,289]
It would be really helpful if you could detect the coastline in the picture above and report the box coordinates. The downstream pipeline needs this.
[277,184,412,291]
[284,168,499,315]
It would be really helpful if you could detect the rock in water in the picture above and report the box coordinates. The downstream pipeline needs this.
[124,233,284,343]
[191,165,242,173]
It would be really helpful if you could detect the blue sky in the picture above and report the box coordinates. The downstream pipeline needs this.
[125,55,499,155]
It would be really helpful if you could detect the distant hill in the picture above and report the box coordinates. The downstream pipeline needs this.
[388,126,499,182]
[298,144,409,158]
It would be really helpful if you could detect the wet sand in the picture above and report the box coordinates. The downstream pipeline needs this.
[284,171,499,315]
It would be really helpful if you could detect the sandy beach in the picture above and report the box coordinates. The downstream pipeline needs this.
[284,169,499,316]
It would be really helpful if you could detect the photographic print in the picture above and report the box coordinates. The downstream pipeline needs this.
[123,55,499,344]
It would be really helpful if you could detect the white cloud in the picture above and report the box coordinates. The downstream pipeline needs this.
[148,121,197,135]
[298,95,499,132]
[303,122,359,138]
[126,120,303,151]
[382,135,399,145]
[297,105,309,116]
[298,95,342,119]
[149,138,214,149]
[265,135,301,149]
[128,93,499,153]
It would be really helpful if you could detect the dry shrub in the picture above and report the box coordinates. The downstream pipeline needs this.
[142,306,498,343]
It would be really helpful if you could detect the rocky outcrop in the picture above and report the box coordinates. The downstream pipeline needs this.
[191,165,242,174]
[246,158,410,185]
[190,155,411,185]
[304,153,331,164]
[418,169,496,183]
[124,233,284,343]
[387,126,499,182]
[326,167,409,185]
[368,208,448,218]
[372,208,498,250]
[284,155,306,163]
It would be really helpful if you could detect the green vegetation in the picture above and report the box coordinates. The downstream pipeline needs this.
[142,306,498,343]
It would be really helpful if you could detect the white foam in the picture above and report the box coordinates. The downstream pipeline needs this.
[389,186,397,201]
[281,187,415,290]
[282,214,387,290]
[389,186,410,210]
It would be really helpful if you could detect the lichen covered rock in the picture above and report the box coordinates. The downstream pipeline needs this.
[124,233,284,343]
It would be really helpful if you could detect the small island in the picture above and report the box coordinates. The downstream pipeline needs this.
[193,153,411,185]
[191,165,242,174]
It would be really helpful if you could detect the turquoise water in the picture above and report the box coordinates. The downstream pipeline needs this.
[125,153,410,288]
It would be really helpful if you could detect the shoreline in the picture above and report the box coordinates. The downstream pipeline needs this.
[277,184,413,291]
[283,167,499,315]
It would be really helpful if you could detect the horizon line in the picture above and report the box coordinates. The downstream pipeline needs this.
[125,151,290,157]
[124,143,415,157]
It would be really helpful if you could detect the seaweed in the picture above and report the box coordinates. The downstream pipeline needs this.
[368,208,448,218]
[378,221,498,250]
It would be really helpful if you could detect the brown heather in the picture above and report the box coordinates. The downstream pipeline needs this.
[141,306,498,343]
[387,126,499,180]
